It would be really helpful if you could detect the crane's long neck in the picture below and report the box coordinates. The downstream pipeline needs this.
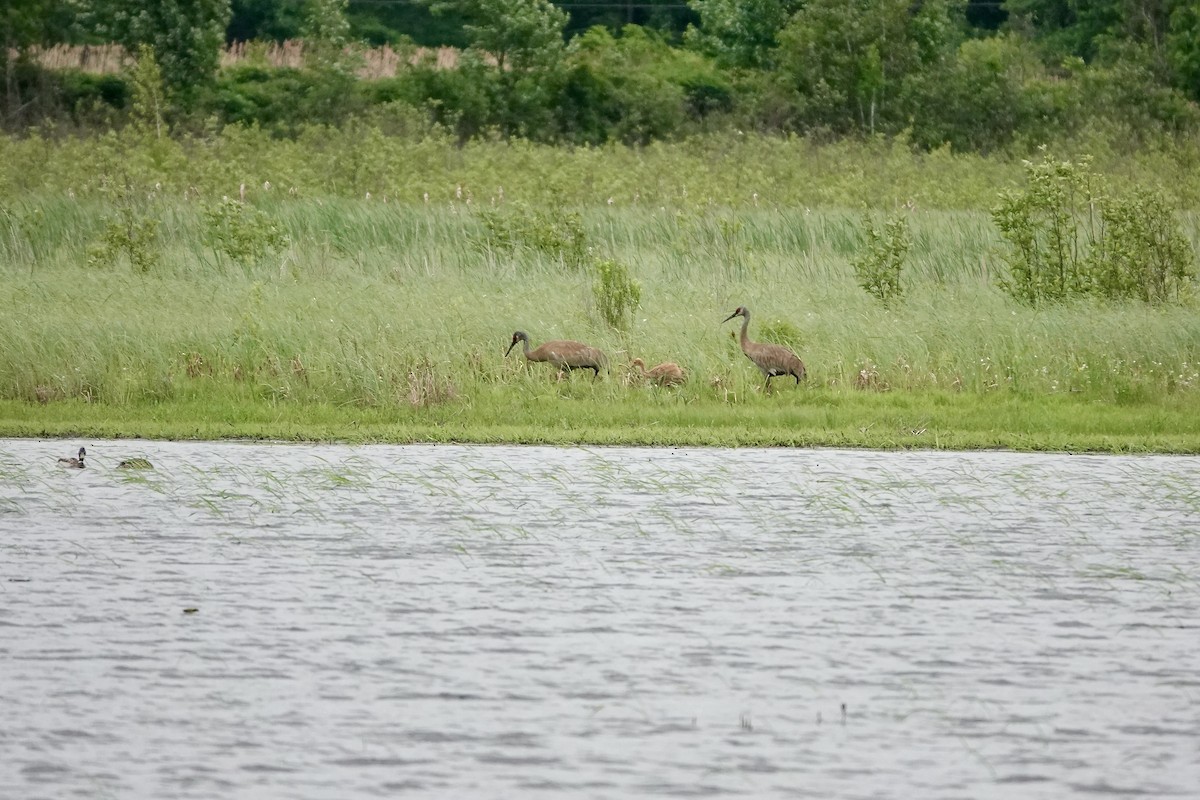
[521,337,533,358]
[738,312,751,350]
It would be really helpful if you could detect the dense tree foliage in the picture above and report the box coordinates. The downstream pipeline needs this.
[684,0,802,69]
[85,0,232,98]
[5,0,1200,153]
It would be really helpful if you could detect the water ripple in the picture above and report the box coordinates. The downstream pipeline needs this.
[2,439,1199,798]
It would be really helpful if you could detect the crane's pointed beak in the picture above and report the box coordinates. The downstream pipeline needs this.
[722,311,738,323]
[505,339,518,357]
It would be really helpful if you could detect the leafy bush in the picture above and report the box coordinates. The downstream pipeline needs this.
[852,212,910,304]
[129,45,167,137]
[1076,53,1200,143]
[58,70,131,112]
[389,60,496,142]
[476,206,588,268]
[758,318,803,350]
[902,36,1059,153]
[992,155,1104,304]
[86,180,160,272]
[993,154,1195,305]
[592,257,641,329]
[203,196,289,268]
[557,26,731,145]
[211,65,363,134]
[1097,188,1195,304]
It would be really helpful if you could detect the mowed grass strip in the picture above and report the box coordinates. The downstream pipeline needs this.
[5,389,1200,453]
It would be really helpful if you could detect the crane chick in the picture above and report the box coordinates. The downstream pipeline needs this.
[630,358,686,387]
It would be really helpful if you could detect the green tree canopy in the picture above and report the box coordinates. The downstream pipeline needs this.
[774,0,964,135]
[432,0,567,72]
[683,0,802,69]
[87,0,232,97]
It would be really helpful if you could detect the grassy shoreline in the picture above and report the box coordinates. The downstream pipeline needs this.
[6,390,1200,453]
[5,139,1200,456]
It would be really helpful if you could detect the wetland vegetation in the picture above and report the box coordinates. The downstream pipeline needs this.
[3,131,1200,452]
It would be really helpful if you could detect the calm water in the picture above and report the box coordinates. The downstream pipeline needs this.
[1,438,1199,799]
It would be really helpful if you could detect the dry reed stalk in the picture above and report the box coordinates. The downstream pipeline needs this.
[26,41,465,78]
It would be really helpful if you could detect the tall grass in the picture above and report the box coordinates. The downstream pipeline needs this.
[3,196,1199,417]
[6,126,1200,209]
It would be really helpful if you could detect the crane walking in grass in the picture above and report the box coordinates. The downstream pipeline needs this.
[723,306,806,389]
[506,331,607,379]
[630,358,686,387]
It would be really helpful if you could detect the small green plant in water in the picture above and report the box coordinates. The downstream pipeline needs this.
[204,197,289,268]
[593,257,641,329]
[852,212,911,304]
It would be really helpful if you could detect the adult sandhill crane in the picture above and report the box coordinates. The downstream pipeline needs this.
[630,358,686,387]
[58,446,86,468]
[506,330,607,379]
[722,306,806,389]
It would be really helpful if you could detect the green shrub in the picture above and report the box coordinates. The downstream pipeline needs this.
[852,211,910,304]
[59,70,131,112]
[758,318,804,350]
[1097,188,1195,304]
[210,65,363,134]
[397,60,497,142]
[592,257,641,329]
[86,180,160,272]
[902,36,1058,153]
[559,26,728,144]
[476,206,588,268]
[203,196,289,268]
[992,155,1104,305]
[993,153,1195,305]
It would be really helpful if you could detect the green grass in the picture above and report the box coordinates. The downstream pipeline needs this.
[4,133,1200,452]
[6,126,1200,209]
[5,390,1200,453]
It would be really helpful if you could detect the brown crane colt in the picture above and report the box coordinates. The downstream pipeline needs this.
[722,306,806,389]
[506,331,607,379]
[630,358,686,386]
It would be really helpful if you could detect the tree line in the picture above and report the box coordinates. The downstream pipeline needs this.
[3,0,1199,152]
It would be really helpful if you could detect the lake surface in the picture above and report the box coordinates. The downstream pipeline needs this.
[1,438,1199,799]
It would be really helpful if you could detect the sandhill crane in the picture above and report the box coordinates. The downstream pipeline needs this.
[722,306,806,389]
[630,358,686,387]
[506,330,607,379]
[58,446,86,468]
